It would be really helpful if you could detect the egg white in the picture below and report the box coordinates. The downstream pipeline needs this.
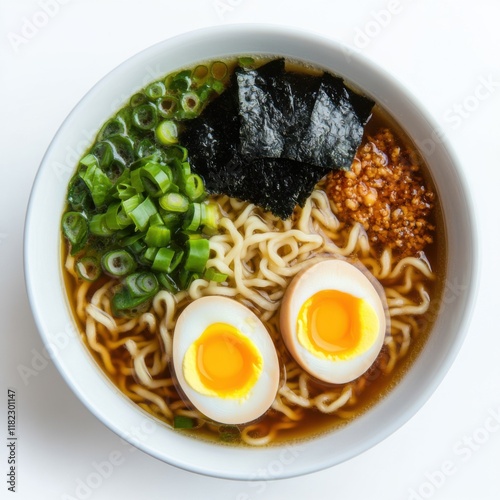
[280,259,387,384]
[172,296,280,425]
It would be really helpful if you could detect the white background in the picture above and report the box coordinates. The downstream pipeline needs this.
[1,1,499,499]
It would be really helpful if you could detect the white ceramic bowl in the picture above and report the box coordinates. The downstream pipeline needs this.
[24,25,478,479]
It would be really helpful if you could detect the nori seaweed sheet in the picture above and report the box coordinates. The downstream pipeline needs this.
[180,59,374,219]
[296,73,374,169]
[182,83,330,219]
[236,59,322,162]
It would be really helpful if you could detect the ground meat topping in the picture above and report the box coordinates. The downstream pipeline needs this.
[325,128,435,257]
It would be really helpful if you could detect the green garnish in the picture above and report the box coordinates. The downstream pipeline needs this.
[173,415,195,429]
[61,66,231,314]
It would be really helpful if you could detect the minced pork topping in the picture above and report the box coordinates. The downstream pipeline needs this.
[325,128,435,257]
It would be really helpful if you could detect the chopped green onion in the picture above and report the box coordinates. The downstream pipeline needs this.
[67,176,93,213]
[177,269,201,289]
[173,415,195,429]
[203,267,228,283]
[89,214,114,237]
[91,141,114,169]
[105,135,135,166]
[238,56,255,67]
[132,103,157,130]
[184,238,209,273]
[105,202,132,230]
[98,117,126,140]
[80,153,98,168]
[212,80,225,94]
[143,247,158,262]
[157,272,179,293]
[75,256,101,282]
[200,202,220,229]
[210,61,228,81]
[180,92,201,115]
[159,192,189,212]
[151,247,175,273]
[102,250,136,277]
[192,64,209,82]
[125,237,146,255]
[166,245,184,273]
[140,162,172,197]
[148,213,164,226]
[112,272,159,312]
[128,197,157,232]
[144,225,170,248]
[156,96,178,118]
[156,120,178,145]
[130,169,145,194]
[61,212,88,254]
[168,71,191,92]
[125,272,156,296]
[115,182,136,200]
[197,83,214,103]
[145,81,166,100]
[218,425,240,442]
[167,146,188,163]
[184,174,205,202]
[78,163,114,207]
[122,193,144,216]
[170,160,191,186]
[182,203,202,231]
[130,92,147,107]
[160,211,182,230]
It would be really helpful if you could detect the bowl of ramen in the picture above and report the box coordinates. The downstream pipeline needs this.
[25,25,477,479]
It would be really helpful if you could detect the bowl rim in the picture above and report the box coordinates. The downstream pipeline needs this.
[24,23,479,480]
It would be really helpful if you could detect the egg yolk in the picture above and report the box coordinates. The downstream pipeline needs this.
[183,323,263,398]
[297,290,379,359]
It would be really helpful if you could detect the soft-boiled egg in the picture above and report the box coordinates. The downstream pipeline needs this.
[280,259,387,384]
[172,296,280,425]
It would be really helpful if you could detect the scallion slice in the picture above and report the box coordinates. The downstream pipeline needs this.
[203,267,228,283]
[144,225,170,248]
[79,162,113,208]
[173,415,195,429]
[128,197,157,232]
[151,247,175,273]
[184,174,205,202]
[156,96,178,118]
[184,238,209,273]
[132,103,157,130]
[145,81,166,100]
[159,192,189,213]
[140,162,172,197]
[210,61,228,81]
[156,120,178,145]
[89,214,114,237]
[102,250,136,277]
[130,92,147,107]
[75,256,101,282]
[180,92,201,116]
[182,203,202,231]
[62,212,88,254]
